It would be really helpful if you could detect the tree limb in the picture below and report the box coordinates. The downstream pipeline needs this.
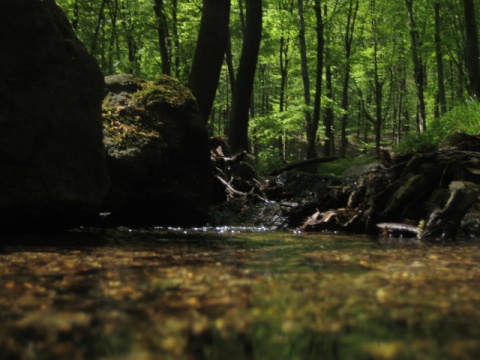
[268,156,337,176]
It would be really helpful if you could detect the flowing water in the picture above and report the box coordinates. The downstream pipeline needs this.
[1,227,480,359]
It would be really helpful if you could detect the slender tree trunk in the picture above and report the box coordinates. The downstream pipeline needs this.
[188,0,231,122]
[297,0,314,158]
[395,68,407,144]
[71,0,79,31]
[278,28,290,162]
[372,8,383,154]
[171,0,180,77]
[373,53,383,153]
[275,1,294,162]
[90,0,107,55]
[225,31,236,94]
[153,0,171,75]
[106,0,120,74]
[279,35,289,113]
[323,5,334,156]
[434,2,447,115]
[119,1,139,74]
[311,0,324,159]
[463,0,480,98]
[324,61,334,156]
[228,0,263,153]
[405,0,427,131]
[359,0,384,156]
[238,0,246,34]
[339,0,359,158]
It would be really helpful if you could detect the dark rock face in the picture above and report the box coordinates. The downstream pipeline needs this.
[102,74,212,227]
[0,0,110,231]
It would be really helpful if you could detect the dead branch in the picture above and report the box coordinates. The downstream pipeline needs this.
[268,156,338,176]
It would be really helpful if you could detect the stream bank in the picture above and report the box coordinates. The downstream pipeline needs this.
[211,143,480,241]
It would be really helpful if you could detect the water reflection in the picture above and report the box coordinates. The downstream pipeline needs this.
[0,228,479,359]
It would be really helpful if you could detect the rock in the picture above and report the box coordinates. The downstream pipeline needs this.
[341,162,381,179]
[0,0,110,231]
[102,74,212,227]
[104,74,146,106]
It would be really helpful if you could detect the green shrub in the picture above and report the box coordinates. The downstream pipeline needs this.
[395,99,480,154]
[440,99,480,136]
[255,146,286,174]
[394,130,439,154]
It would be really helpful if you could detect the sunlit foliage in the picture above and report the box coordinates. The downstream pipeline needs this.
[57,0,480,167]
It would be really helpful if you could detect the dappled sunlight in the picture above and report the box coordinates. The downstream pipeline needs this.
[1,230,480,358]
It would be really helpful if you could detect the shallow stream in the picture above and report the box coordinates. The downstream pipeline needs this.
[1,228,480,359]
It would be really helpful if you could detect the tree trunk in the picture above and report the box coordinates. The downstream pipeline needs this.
[434,2,447,116]
[188,0,231,122]
[118,2,139,74]
[339,0,359,158]
[72,0,79,31]
[105,0,120,74]
[373,38,383,154]
[358,0,384,156]
[278,24,290,162]
[405,0,427,132]
[297,0,314,159]
[279,35,289,113]
[171,0,180,77]
[153,0,171,75]
[226,31,236,94]
[238,0,246,34]
[324,61,334,157]
[228,0,262,153]
[311,0,324,159]
[463,0,480,98]
[90,0,107,55]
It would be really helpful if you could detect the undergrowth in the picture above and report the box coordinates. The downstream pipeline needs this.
[395,99,480,154]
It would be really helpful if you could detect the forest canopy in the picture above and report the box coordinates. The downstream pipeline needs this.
[56,0,480,171]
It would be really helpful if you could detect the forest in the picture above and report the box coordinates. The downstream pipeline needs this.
[56,0,480,172]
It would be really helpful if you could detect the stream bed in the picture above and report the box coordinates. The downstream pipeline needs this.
[1,228,480,359]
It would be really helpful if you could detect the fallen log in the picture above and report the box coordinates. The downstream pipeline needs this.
[376,222,420,237]
[268,156,338,176]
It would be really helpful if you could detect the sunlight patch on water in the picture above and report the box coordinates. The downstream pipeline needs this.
[155,225,278,234]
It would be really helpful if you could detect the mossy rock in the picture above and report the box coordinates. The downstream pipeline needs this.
[101,74,212,227]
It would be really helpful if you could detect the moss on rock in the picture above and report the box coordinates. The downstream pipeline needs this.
[101,74,212,227]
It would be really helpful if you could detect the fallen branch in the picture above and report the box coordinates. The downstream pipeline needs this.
[268,156,338,176]
[215,174,270,203]
[215,175,247,197]
[377,222,420,237]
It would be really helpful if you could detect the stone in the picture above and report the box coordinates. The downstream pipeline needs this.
[341,162,381,179]
[0,0,110,231]
[102,74,212,227]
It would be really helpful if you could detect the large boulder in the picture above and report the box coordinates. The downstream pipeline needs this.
[102,74,212,227]
[0,0,110,231]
